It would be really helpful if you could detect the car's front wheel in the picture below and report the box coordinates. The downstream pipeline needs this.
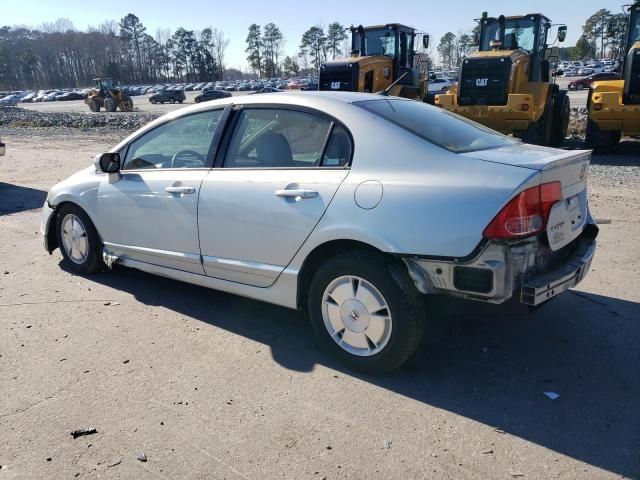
[308,251,425,373]
[55,204,105,274]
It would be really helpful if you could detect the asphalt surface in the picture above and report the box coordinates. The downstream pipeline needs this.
[0,129,638,479]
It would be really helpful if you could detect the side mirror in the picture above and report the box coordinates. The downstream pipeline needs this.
[558,26,567,43]
[96,152,120,173]
[422,34,429,49]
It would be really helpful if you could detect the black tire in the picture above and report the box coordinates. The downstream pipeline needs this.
[195,97,200,103]
[519,98,554,146]
[179,99,184,104]
[585,89,621,153]
[308,251,426,373]
[170,99,176,104]
[585,119,621,153]
[577,84,584,91]
[89,98,100,112]
[549,90,570,147]
[55,204,105,274]
[150,98,156,104]
[123,95,133,111]
[104,97,117,112]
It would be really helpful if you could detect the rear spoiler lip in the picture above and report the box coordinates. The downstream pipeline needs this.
[535,149,592,172]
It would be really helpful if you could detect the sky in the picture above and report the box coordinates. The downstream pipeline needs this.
[2,0,627,69]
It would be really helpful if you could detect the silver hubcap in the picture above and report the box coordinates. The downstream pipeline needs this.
[61,214,89,264]
[322,275,392,357]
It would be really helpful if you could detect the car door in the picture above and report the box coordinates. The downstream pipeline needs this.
[97,108,226,274]
[197,107,353,287]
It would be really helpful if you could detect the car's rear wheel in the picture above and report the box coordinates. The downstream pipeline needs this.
[150,98,156,104]
[56,204,105,274]
[308,251,425,373]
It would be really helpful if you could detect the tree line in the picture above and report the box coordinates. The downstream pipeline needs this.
[0,14,229,90]
[245,22,348,77]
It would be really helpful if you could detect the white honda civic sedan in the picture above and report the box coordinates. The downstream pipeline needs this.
[41,92,597,372]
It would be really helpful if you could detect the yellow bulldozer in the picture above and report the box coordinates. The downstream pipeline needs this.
[319,24,429,99]
[435,13,570,147]
[84,78,133,112]
[586,1,640,152]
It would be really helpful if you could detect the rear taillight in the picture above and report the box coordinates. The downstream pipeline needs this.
[483,182,562,239]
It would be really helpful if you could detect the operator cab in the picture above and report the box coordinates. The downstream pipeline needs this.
[94,78,115,90]
[478,14,559,83]
[622,3,640,103]
[351,24,418,85]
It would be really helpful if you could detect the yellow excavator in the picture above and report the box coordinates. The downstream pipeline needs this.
[586,1,640,152]
[84,78,133,112]
[319,24,429,99]
[435,13,570,147]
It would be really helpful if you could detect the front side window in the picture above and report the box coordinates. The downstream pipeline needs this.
[122,109,223,170]
[224,109,341,168]
[355,98,516,154]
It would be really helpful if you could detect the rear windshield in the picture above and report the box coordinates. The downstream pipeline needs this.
[354,98,516,153]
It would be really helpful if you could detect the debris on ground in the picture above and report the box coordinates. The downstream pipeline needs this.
[0,108,160,132]
[107,460,121,468]
[70,427,97,439]
[137,452,147,462]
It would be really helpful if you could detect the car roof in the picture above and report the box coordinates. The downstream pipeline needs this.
[180,91,386,113]
[111,91,398,153]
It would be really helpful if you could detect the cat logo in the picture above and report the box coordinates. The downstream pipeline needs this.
[476,78,489,87]
[383,66,391,79]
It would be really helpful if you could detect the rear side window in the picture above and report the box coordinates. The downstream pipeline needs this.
[354,98,516,153]
[224,109,336,168]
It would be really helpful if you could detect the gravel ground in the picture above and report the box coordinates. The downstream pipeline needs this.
[0,127,638,479]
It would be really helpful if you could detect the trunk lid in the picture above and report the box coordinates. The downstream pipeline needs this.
[463,145,592,251]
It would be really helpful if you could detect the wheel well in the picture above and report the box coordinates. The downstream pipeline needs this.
[296,239,395,311]
[46,201,99,254]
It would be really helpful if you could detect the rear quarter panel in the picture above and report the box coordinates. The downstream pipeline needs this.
[296,110,539,260]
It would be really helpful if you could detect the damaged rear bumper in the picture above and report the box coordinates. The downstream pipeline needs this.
[403,224,598,306]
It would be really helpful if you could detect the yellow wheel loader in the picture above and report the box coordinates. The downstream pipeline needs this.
[319,24,428,99]
[435,13,570,147]
[586,2,640,152]
[84,78,134,113]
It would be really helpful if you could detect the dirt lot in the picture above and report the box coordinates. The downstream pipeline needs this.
[0,128,639,479]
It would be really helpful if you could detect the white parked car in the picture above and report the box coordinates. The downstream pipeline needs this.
[41,92,597,372]
[428,77,454,93]
[0,94,20,107]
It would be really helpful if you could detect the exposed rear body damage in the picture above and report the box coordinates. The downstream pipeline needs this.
[403,146,596,305]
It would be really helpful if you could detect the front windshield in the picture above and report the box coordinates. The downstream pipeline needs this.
[354,28,396,56]
[481,18,536,52]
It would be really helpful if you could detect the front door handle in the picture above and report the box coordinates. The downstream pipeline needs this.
[165,186,196,194]
[275,189,319,199]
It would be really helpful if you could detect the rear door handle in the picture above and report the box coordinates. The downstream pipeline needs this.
[275,189,318,199]
[165,186,196,194]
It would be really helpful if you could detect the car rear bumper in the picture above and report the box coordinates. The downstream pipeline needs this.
[402,223,598,306]
[520,231,596,306]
